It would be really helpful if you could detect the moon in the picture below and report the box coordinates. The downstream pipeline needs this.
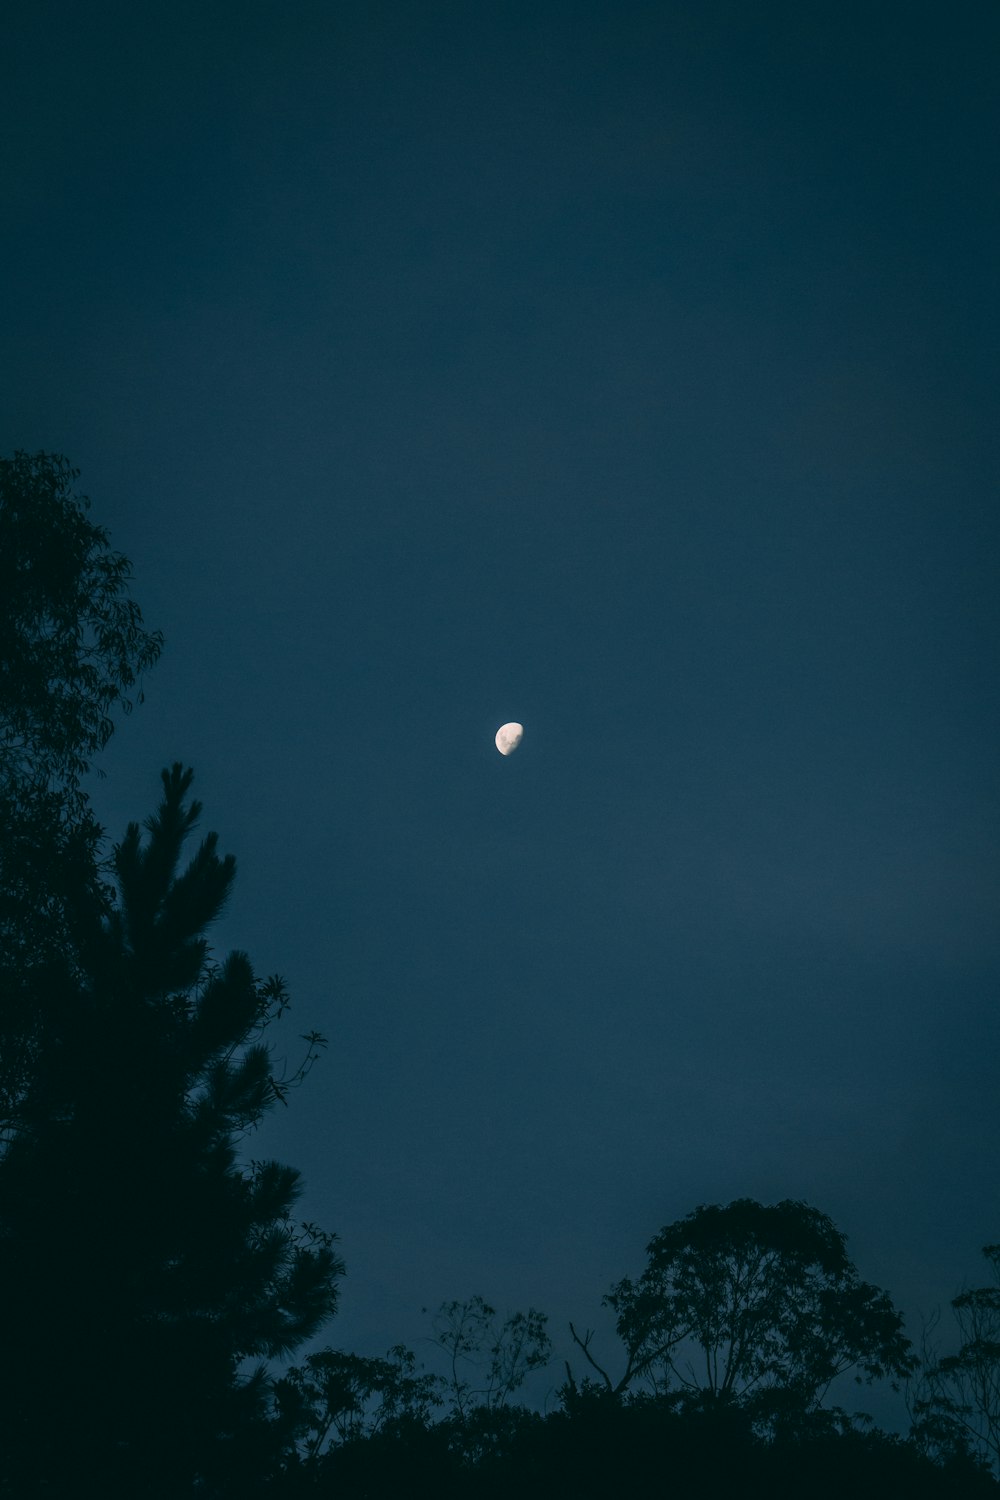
[495,722,524,756]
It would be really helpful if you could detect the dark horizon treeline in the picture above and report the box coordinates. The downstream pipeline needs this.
[1,452,998,1498]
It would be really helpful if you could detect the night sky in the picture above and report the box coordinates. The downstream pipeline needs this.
[3,1,998,1422]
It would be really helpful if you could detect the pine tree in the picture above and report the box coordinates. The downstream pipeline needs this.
[0,765,341,1498]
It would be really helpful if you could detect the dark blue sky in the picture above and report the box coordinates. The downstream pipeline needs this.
[3,0,998,1419]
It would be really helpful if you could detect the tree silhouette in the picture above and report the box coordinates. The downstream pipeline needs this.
[0,450,162,1139]
[274,1343,445,1478]
[428,1295,552,1420]
[0,764,341,1498]
[568,1199,915,1426]
[911,1245,1000,1476]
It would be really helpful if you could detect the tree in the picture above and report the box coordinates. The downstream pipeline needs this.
[492,1397,999,1500]
[0,450,162,791]
[428,1295,552,1421]
[274,1344,445,1474]
[568,1199,915,1425]
[0,450,162,1137]
[0,764,340,1498]
[910,1245,1000,1476]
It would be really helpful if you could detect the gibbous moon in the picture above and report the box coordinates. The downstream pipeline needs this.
[495,722,524,756]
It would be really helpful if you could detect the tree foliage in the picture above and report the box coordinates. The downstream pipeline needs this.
[268,1297,551,1489]
[0,449,162,791]
[267,1371,997,1499]
[0,764,340,1498]
[0,450,163,1137]
[481,1394,997,1500]
[275,1344,445,1471]
[568,1199,915,1425]
[428,1295,552,1420]
[910,1245,1000,1476]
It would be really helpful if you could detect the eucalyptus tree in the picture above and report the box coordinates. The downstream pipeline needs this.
[0,450,162,1137]
[910,1244,1000,1476]
[274,1344,445,1476]
[568,1199,914,1427]
[428,1295,552,1420]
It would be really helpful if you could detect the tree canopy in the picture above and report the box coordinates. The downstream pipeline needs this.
[0,449,162,793]
[568,1198,915,1425]
[0,764,341,1498]
[911,1244,1000,1475]
[0,450,163,1138]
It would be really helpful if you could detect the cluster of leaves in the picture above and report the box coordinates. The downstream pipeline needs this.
[272,1366,997,1500]
[428,1294,552,1420]
[0,764,342,1498]
[0,451,164,1138]
[0,449,162,791]
[910,1246,1000,1474]
[269,1293,551,1485]
[568,1198,915,1426]
[275,1345,445,1467]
